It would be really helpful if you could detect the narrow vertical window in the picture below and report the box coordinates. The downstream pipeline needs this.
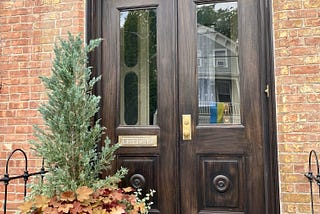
[120,9,157,125]
[197,2,240,124]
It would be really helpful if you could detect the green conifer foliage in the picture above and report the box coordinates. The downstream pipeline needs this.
[30,33,126,197]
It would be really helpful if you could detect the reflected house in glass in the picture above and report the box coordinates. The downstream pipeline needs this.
[197,24,240,124]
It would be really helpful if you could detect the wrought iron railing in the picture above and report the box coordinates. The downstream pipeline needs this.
[0,149,47,214]
[305,150,320,214]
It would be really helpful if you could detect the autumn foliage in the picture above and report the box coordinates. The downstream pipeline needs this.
[19,186,154,214]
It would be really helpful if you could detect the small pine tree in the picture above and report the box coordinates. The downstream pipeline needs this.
[30,33,126,197]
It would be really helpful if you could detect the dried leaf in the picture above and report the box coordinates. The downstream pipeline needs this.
[110,206,126,214]
[110,189,123,201]
[126,195,137,204]
[76,186,93,202]
[18,200,34,214]
[57,203,74,213]
[134,202,146,213]
[70,201,83,214]
[43,206,58,214]
[92,208,108,214]
[49,196,61,208]
[34,195,50,209]
[123,187,133,193]
[60,190,76,202]
[102,196,112,204]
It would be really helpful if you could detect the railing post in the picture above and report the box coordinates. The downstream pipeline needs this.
[305,150,320,214]
[3,173,9,214]
[0,149,47,214]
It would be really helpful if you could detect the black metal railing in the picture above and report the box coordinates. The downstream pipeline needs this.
[305,150,320,214]
[0,149,47,214]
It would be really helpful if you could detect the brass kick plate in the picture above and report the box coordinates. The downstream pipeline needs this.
[182,114,192,140]
[118,135,157,147]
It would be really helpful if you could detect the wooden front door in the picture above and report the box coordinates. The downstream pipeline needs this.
[88,0,279,213]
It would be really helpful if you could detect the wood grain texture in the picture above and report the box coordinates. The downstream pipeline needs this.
[87,0,279,213]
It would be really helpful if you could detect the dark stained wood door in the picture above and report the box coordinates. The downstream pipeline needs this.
[178,1,267,213]
[88,0,278,213]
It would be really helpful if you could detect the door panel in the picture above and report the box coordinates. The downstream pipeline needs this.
[198,155,245,210]
[101,0,178,213]
[179,0,265,213]
[93,0,274,213]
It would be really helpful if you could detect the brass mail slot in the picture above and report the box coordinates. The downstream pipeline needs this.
[118,135,157,147]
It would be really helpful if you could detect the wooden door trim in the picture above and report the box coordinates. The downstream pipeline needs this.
[86,0,280,213]
[87,1,179,213]
[258,0,280,213]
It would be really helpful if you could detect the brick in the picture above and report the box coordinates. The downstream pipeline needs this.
[281,193,310,203]
[282,94,307,103]
[0,25,12,32]
[16,110,38,117]
[290,65,319,74]
[283,204,298,213]
[280,172,307,182]
[11,39,30,46]
[9,102,29,109]
[56,19,72,27]
[281,143,304,152]
[288,47,317,56]
[307,94,320,103]
[278,19,303,29]
[7,119,27,125]
[280,182,294,192]
[276,57,304,66]
[34,21,55,29]
[273,1,302,10]
[303,0,320,8]
[278,133,308,142]
[305,56,320,64]
[287,9,318,18]
[275,48,289,57]
[6,16,21,24]
[12,23,33,31]
[298,205,312,213]
[9,85,30,93]
[278,38,304,47]
[15,126,32,134]
[278,113,298,123]
[20,15,38,23]
[305,18,320,27]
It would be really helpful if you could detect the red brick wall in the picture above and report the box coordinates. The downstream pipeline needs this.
[273,0,320,213]
[1,0,320,213]
[0,0,85,213]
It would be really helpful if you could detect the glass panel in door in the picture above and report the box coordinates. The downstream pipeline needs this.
[120,9,157,126]
[196,2,240,124]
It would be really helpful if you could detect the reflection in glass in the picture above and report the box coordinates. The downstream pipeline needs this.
[197,2,240,124]
[120,9,157,125]
[124,72,138,125]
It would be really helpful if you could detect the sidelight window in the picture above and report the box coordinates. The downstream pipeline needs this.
[119,9,157,126]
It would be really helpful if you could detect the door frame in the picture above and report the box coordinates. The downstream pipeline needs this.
[86,0,280,213]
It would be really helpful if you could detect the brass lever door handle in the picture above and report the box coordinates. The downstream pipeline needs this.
[182,114,192,140]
